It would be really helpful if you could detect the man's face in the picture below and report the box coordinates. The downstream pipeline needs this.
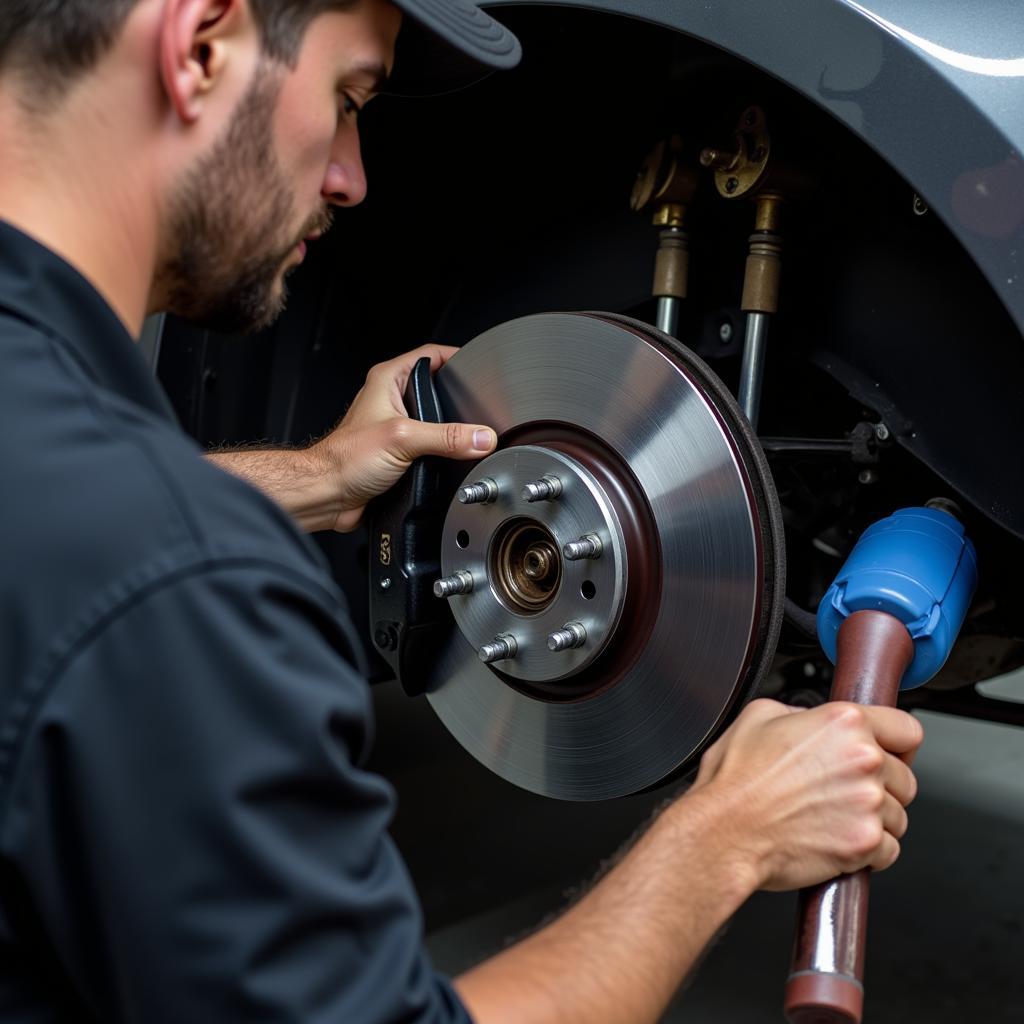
[160,0,400,334]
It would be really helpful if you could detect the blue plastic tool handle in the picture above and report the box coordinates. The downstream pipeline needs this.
[816,507,978,690]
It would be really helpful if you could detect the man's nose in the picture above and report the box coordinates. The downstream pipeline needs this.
[322,140,368,207]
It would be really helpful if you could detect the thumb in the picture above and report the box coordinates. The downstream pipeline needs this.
[393,419,497,462]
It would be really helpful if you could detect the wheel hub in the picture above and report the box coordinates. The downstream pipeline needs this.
[424,312,784,801]
[441,445,627,685]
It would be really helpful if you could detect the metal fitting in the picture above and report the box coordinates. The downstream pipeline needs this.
[478,634,518,664]
[547,622,587,652]
[433,570,474,599]
[458,478,498,505]
[925,496,963,520]
[521,475,563,503]
[563,534,603,561]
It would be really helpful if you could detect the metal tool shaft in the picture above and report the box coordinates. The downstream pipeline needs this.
[785,609,914,1024]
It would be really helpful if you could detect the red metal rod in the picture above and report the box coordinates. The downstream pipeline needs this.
[784,609,914,1024]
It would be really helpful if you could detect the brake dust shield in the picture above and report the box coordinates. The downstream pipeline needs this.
[424,313,784,800]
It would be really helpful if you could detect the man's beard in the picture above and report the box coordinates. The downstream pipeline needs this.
[158,64,333,335]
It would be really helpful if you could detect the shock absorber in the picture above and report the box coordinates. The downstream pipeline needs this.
[631,135,698,338]
[737,191,783,428]
[701,105,783,429]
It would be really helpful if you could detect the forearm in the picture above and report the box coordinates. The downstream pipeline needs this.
[207,446,339,533]
[454,788,757,1024]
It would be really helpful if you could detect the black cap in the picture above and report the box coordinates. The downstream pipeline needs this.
[385,0,522,96]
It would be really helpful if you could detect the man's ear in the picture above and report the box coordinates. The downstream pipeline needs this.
[159,0,247,124]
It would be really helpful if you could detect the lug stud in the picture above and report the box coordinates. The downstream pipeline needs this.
[434,570,474,599]
[563,534,603,561]
[521,475,563,503]
[479,634,518,664]
[547,622,587,652]
[458,478,498,505]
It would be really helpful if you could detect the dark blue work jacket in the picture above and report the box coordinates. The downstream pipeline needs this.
[0,221,470,1023]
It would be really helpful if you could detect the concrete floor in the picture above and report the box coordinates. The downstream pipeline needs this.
[381,676,1024,1022]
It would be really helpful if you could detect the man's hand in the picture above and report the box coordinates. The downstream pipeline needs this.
[208,345,496,532]
[308,344,496,531]
[455,697,924,1024]
[686,698,923,891]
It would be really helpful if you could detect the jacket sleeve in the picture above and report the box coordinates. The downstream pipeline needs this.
[0,559,472,1024]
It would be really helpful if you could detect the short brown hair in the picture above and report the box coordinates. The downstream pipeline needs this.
[0,0,356,101]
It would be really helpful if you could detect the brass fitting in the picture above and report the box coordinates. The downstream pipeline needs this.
[701,105,772,200]
[652,203,686,229]
[630,135,698,215]
[632,137,697,304]
[754,191,783,232]
[654,228,689,300]
[741,192,784,314]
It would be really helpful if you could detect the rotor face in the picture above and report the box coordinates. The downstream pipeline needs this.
[426,313,783,801]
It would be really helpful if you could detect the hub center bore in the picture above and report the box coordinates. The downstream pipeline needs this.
[492,519,562,613]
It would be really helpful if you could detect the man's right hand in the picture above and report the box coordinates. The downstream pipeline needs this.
[454,697,924,1024]
[686,698,924,892]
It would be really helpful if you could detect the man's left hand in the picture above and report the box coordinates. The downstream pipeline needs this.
[310,344,496,531]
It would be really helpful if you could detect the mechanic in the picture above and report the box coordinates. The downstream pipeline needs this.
[0,1,924,1021]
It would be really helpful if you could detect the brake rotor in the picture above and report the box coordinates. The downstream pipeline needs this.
[426,312,784,800]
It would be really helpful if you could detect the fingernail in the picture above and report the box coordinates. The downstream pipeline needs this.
[473,429,495,452]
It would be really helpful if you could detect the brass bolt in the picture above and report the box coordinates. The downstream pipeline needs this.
[652,203,686,228]
[700,147,739,171]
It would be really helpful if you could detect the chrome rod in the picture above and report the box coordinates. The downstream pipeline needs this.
[738,311,770,429]
[655,296,680,338]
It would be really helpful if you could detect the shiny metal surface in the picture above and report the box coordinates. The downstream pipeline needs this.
[458,478,498,505]
[547,622,588,652]
[806,879,864,977]
[479,634,518,664]
[655,296,679,337]
[563,534,603,561]
[738,311,769,428]
[521,475,563,502]
[427,313,762,800]
[441,445,626,684]
[434,571,474,599]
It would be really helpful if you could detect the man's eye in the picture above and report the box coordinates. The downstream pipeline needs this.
[339,94,360,119]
